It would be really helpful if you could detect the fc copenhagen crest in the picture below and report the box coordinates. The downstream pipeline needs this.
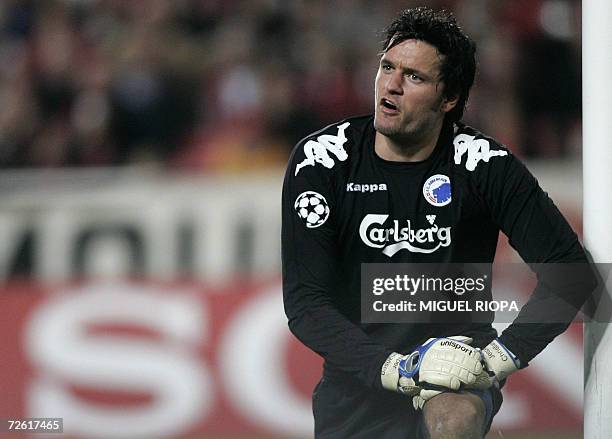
[423,174,451,207]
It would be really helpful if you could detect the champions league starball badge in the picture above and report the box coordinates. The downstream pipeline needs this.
[423,174,452,207]
[294,191,330,228]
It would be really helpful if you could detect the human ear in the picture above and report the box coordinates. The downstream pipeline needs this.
[441,94,459,113]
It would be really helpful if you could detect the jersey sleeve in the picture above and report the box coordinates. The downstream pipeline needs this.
[458,132,598,365]
[281,133,391,390]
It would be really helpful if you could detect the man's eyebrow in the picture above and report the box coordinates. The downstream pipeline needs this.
[380,58,431,78]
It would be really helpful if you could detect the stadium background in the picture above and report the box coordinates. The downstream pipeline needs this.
[0,0,583,438]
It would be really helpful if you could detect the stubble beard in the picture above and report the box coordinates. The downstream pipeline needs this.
[374,115,426,146]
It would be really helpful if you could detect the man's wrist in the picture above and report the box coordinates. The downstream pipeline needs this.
[481,339,520,381]
[381,352,403,391]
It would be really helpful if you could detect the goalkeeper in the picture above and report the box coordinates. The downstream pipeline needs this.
[281,7,596,439]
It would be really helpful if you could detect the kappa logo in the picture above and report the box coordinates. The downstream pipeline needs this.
[359,214,451,257]
[346,182,388,193]
[295,122,350,176]
[423,174,451,207]
[454,133,508,172]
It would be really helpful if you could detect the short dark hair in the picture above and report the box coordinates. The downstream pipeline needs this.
[382,7,476,123]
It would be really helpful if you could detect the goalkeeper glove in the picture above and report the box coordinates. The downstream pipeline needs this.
[381,336,488,399]
[412,338,520,410]
[481,338,520,384]
[407,336,488,390]
[381,352,424,396]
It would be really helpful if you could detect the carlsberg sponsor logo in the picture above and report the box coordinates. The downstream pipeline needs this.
[346,182,388,193]
[359,214,451,257]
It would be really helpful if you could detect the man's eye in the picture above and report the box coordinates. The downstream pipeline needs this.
[382,64,392,71]
[408,73,423,82]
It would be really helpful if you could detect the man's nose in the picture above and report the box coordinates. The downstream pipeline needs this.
[385,71,403,95]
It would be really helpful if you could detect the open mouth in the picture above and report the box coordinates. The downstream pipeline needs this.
[381,98,398,112]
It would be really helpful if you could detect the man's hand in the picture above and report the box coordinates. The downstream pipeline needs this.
[481,339,520,383]
[405,336,488,390]
[381,352,447,399]
[381,336,490,403]
[381,352,423,396]
[412,338,521,410]
[412,388,442,410]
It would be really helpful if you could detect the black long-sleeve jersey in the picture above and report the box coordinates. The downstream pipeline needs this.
[282,114,591,391]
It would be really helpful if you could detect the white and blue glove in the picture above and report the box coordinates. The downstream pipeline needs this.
[381,336,490,408]
[412,338,521,409]
[480,338,520,385]
[404,336,489,390]
[380,352,425,397]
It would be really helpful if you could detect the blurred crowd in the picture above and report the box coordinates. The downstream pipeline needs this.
[0,0,581,172]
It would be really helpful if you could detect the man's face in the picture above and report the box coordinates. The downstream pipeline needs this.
[374,39,455,143]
